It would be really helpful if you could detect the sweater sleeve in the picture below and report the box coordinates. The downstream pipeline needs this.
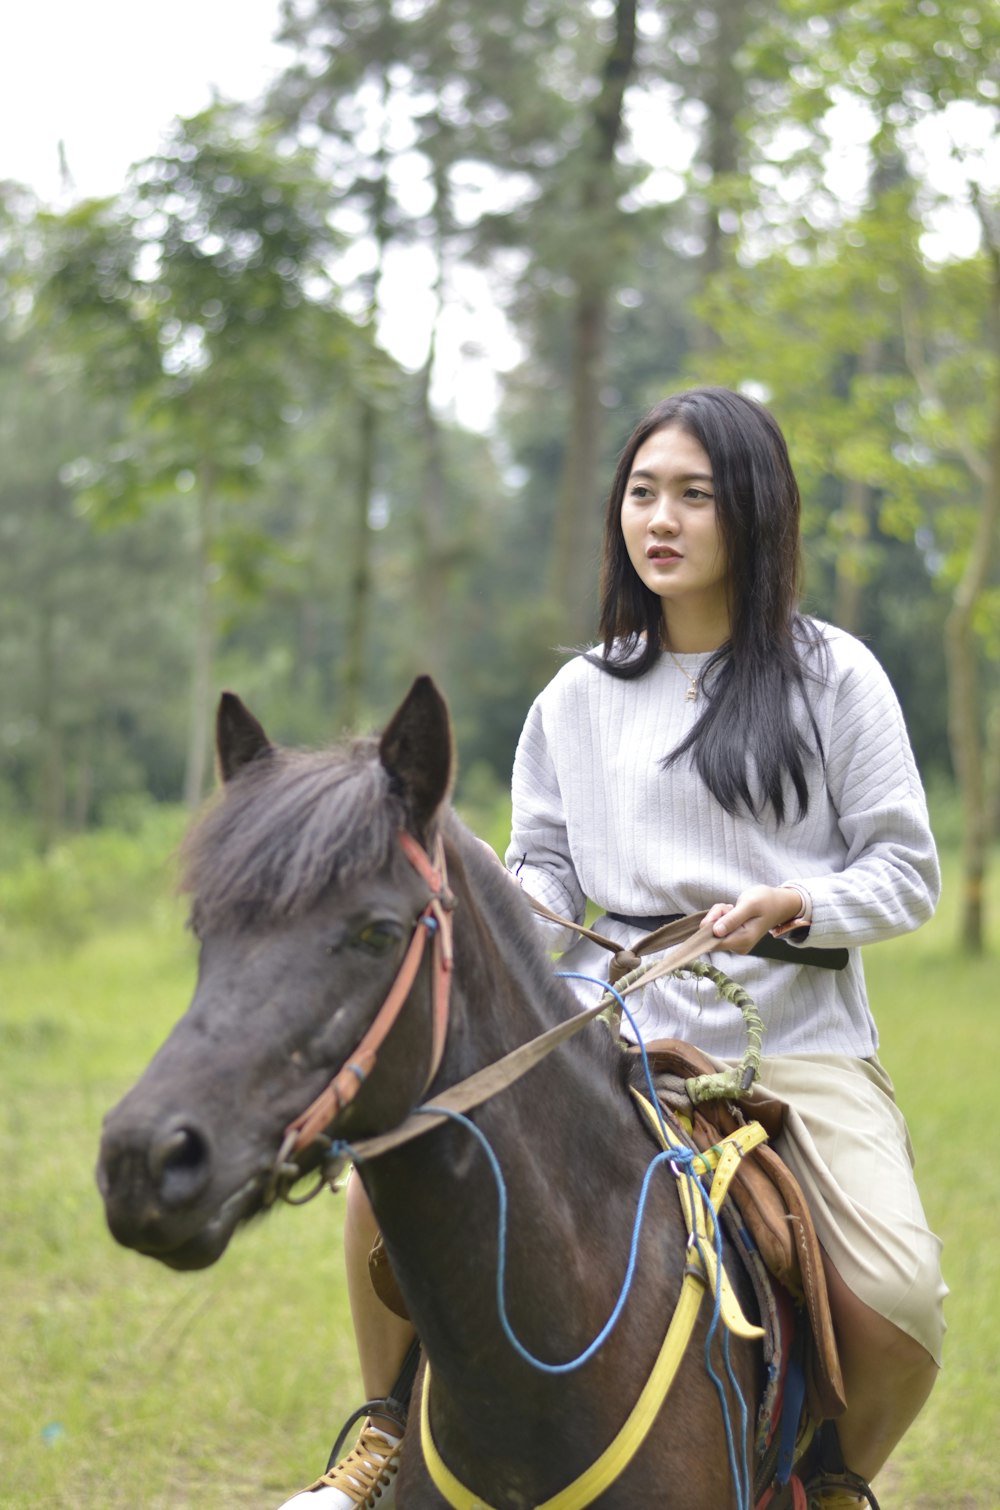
[505,692,587,949]
[787,645,940,950]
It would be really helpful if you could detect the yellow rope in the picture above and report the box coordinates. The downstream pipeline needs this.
[420,1272,704,1510]
[419,1093,769,1509]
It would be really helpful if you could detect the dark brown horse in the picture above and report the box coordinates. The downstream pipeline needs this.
[97,678,764,1507]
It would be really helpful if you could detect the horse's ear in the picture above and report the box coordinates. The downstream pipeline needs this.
[379,676,454,836]
[216,692,274,783]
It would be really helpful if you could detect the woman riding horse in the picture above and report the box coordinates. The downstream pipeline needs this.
[300,388,945,1510]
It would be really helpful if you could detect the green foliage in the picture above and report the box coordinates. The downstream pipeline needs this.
[1,0,995,864]
[0,803,187,953]
[39,103,362,529]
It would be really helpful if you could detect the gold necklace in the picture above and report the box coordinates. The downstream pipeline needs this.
[665,647,699,702]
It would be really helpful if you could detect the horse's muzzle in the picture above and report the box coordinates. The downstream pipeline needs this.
[96,1107,251,1269]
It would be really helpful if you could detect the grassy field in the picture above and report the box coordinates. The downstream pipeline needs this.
[1,839,998,1507]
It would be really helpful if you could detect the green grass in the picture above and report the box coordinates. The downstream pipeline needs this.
[860,862,1000,1508]
[0,913,360,1509]
[1,846,998,1507]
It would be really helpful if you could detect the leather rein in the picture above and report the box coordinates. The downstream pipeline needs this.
[265,833,717,1201]
[261,837,767,1508]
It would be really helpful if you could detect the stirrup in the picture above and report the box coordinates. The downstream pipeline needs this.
[802,1423,880,1510]
[804,1477,880,1510]
[806,1491,878,1510]
[326,1337,421,1469]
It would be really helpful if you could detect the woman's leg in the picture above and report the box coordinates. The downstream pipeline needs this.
[822,1251,938,1482]
[344,1173,418,1438]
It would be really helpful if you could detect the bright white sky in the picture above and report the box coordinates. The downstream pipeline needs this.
[2,1,290,201]
[0,0,516,429]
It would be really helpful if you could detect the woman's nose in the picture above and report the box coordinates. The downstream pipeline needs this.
[649,496,678,532]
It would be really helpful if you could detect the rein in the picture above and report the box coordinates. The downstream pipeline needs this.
[264,845,751,1201]
[262,840,771,1505]
[523,892,849,975]
[522,892,712,984]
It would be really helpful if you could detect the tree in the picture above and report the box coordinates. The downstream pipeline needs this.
[0,188,193,843]
[687,0,1000,946]
[39,104,364,804]
[780,0,1000,948]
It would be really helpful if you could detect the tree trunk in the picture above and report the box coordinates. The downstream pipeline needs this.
[411,165,452,690]
[339,76,391,729]
[70,733,94,830]
[944,397,999,954]
[549,0,638,644]
[832,470,871,635]
[986,702,1000,846]
[902,250,999,952]
[834,341,882,634]
[414,336,450,689]
[183,475,216,810]
[694,0,748,348]
[341,396,376,731]
[37,587,64,853]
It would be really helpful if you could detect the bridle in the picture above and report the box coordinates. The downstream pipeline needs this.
[268,829,456,1193]
[263,832,734,1205]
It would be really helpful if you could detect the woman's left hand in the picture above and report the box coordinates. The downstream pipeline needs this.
[704,885,803,953]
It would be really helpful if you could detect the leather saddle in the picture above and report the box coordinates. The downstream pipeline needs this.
[368,1034,846,1428]
[637,1038,846,1423]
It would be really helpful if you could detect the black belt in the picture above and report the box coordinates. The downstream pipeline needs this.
[605,911,848,971]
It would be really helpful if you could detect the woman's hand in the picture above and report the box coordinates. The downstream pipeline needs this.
[704,885,804,953]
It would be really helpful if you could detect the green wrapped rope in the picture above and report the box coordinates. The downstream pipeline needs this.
[595,959,764,1104]
[673,963,764,1103]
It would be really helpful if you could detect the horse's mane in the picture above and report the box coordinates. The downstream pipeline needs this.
[180,738,619,1057]
[179,738,409,930]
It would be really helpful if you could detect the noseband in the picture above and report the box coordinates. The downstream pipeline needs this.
[272,830,455,1182]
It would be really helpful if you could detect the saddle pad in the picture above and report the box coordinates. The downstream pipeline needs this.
[637,1040,846,1422]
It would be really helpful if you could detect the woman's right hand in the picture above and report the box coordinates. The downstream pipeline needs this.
[704,884,804,953]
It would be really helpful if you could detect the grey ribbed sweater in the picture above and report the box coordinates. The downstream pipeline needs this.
[506,622,940,1059]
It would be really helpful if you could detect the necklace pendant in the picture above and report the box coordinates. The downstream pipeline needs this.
[686,684,698,702]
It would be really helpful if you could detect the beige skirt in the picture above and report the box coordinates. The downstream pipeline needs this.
[712,1052,947,1366]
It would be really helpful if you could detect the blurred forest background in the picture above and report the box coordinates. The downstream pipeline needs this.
[4,5,1000,1503]
[1,0,999,946]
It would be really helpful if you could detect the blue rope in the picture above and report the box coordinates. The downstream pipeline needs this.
[338,969,752,1509]
[558,971,752,1510]
[409,1101,677,1376]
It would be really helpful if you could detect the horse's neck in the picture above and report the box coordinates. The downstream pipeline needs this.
[365,861,659,1393]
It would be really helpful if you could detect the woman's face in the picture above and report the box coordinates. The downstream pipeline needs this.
[620,423,729,633]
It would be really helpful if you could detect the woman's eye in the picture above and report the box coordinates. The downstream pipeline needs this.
[353,922,402,956]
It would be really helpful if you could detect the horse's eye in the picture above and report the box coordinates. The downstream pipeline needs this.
[353,922,402,956]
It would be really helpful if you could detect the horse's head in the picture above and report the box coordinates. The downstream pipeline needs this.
[97,677,455,1270]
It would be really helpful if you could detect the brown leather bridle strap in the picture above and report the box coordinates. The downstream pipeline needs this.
[399,831,454,1086]
[280,830,455,1158]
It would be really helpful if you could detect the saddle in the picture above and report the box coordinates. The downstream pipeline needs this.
[638,1038,846,1425]
[368,1031,846,1425]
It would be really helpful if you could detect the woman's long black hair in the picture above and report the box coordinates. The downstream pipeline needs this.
[594,386,824,823]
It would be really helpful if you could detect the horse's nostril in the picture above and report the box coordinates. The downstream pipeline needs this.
[150,1125,211,1200]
